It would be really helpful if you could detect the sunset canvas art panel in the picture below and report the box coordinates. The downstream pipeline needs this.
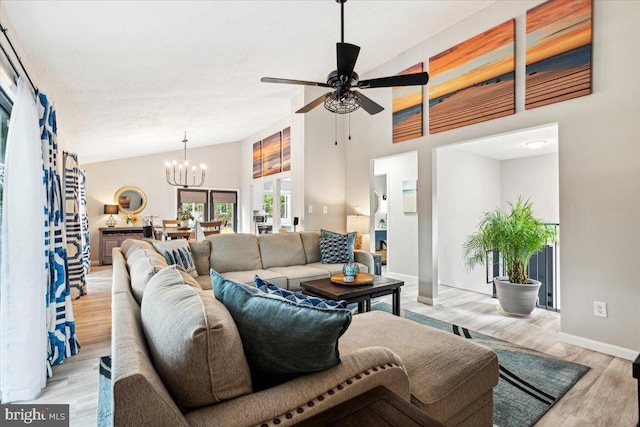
[392,63,423,143]
[525,0,592,109]
[428,20,515,134]
[261,131,282,177]
[252,141,262,179]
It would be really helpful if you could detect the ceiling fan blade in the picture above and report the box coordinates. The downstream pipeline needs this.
[358,72,430,89]
[296,92,331,114]
[354,91,384,115]
[261,77,331,88]
[337,43,360,79]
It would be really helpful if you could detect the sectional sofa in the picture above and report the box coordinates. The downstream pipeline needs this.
[111,231,499,426]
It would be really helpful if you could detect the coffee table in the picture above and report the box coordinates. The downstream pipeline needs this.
[300,276,403,315]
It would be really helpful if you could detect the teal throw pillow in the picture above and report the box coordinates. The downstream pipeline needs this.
[211,270,351,388]
[321,229,357,262]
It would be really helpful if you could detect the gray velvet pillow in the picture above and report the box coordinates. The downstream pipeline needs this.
[212,270,351,389]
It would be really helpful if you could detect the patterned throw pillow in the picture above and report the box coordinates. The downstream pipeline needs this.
[321,229,357,262]
[152,240,199,277]
[255,276,348,309]
[319,235,351,264]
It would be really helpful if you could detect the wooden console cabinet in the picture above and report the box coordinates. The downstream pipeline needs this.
[99,227,144,265]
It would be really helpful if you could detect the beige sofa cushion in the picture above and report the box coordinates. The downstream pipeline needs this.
[300,231,321,263]
[141,266,252,411]
[195,275,213,290]
[220,270,287,289]
[121,239,155,258]
[207,234,263,273]
[126,248,166,271]
[129,253,169,304]
[258,233,307,268]
[307,261,369,275]
[340,311,499,424]
[265,265,330,291]
[188,240,211,276]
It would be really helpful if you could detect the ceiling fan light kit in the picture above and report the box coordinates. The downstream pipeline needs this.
[261,0,429,116]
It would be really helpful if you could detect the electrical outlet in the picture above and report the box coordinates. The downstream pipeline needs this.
[308,205,313,214]
[323,206,328,214]
[593,301,607,318]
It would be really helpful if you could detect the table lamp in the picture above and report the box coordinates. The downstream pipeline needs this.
[346,214,369,250]
[104,204,119,227]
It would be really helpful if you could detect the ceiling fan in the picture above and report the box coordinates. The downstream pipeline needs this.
[261,0,429,115]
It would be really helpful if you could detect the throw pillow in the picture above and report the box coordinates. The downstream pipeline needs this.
[141,266,252,411]
[255,276,348,309]
[211,270,352,388]
[321,229,357,262]
[152,240,198,277]
[319,235,351,264]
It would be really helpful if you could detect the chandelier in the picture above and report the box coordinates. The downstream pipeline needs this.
[165,132,206,188]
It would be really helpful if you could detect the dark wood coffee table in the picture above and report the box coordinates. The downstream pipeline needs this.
[297,386,445,426]
[300,276,403,315]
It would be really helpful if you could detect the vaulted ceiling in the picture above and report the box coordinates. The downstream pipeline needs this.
[1,0,496,163]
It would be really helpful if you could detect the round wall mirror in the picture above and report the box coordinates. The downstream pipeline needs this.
[114,186,147,214]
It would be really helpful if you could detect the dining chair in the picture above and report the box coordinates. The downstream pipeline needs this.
[199,220,223,236]
[162,219,181,228]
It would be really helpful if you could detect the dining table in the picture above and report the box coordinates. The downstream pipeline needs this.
[155,227,192,240]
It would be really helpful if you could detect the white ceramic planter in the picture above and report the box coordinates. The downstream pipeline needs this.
[494,276,541,317]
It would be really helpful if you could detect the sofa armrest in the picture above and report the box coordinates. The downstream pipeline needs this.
[354,250,374,274]
[185,347,410,427]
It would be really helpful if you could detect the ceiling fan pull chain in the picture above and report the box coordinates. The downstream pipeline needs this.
[335,113,338,145]
[348,113,351,140]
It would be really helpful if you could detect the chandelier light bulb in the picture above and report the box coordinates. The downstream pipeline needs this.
[172,160,177,165]
[201,164,207,170]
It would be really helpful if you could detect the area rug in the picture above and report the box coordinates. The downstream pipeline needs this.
[97,355,112,427]
[371,302,590,427]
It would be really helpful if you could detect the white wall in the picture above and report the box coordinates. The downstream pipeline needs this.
[501,153,559,223]
[436,148,501,294]
[82,141,241,258]
[373,152,418,278]
[344,1,640,354]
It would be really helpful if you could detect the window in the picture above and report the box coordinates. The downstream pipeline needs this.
[177,189,238,231]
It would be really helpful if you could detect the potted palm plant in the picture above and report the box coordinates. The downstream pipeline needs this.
[462,197,557,316]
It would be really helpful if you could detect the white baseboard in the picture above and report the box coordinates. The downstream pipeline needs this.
[386,272,417,283]
[417,295,439,306]
[558,332,638,361]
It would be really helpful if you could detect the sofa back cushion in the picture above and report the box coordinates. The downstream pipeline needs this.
[258,233,306,268]
[207,234,262,273]
[188,240,211,276]
[121,239,155,258]
[126,248,166,271]
[129,252,169,304]
[141,267,252,411]
[300,231,321,263]
[152,240,199,277]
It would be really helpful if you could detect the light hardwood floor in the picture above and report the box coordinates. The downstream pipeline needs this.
[23,267,637,427]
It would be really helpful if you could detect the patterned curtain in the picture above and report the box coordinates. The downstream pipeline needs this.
[79,169,91,276]
[64,152,87,297]
[39,92,80,373]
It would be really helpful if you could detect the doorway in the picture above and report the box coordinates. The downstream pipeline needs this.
[433,123,560,309]
[371,151,418,280]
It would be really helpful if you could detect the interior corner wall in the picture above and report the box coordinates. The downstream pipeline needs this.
[302,87,347,232]
[82,141,241,260]
[342,0,640,353]
[501,153,559,223]
[436,148,501,294]
[373,152,418,278]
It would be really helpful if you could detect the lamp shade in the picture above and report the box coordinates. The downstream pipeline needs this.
[346,215,369,234]
[104,204,119,215]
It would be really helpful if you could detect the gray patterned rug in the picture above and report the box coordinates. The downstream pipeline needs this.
[371,302,590,427]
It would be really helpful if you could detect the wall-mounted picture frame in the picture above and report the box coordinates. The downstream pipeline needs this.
[402,180,417,213]
[392,63,424,144]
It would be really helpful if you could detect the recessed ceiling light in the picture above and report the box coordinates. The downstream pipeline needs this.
[525,140,546,149]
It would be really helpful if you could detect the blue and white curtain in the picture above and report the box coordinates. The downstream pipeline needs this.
[79,169,90,276]
[64,152,88,297]
[39,92,80,373]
